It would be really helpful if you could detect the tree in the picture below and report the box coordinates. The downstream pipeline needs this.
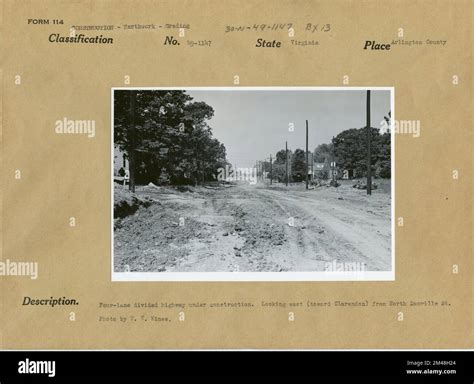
[313,143,333,163]
[272,149,292,182]
[114,90,228,185]
[375,131,391,178]
[275,149,287,163]
[332,127,391,179]
[291,148,306,182]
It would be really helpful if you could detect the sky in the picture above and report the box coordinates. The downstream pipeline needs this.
[187,89,391,168]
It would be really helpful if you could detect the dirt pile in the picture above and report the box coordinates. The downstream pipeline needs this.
[114,187,153,219]
[230,204,287,256]
[353,180,378,190]
[114,202,208,272]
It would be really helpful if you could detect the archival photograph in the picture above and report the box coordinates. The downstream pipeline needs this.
[112,88,393,280]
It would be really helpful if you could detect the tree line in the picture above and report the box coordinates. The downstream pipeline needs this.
[114,90,228,188]
[266,123,391,183]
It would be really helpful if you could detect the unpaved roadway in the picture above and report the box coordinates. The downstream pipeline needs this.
[114,181,391,272]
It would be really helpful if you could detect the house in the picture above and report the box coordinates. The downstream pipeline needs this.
[114,145,128,176]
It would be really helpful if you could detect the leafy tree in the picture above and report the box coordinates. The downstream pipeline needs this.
[114,90,228,185]
[275,149,287,164]
[313,143,333,163]
[332,127,390,178]
[375,132,391,178]
[291,148,306,182]
[272,149,292,182]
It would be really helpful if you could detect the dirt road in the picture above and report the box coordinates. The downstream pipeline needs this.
[114,181,391,272]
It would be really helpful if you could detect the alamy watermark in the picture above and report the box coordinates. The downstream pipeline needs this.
[0,259,38,279]
[18,359,55,378]
[55,117,95,138]
[380,119,420,138]
[217,165,257,185]
[324,260,366,274]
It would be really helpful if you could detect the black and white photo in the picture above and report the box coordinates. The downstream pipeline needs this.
[112,87,394,281]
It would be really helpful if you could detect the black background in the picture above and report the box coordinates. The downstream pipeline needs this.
[0,351,472,382]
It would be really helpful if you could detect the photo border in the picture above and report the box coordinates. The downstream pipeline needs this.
[111,86,395,282]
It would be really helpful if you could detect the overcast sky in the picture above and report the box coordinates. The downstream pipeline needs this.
[187,89,391,168]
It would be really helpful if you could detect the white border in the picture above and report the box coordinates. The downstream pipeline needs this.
[111,87,395,282]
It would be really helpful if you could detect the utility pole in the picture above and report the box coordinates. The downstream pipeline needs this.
[366,90,372,195]
[330,136,335,184]
[305,120,309,190]
[285,141,288,187]
[270,154,273,185]
[128,90,137,193]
